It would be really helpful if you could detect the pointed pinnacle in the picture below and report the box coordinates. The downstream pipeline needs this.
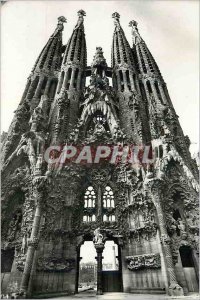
[78,9,86,17]
[112,12,120,29]
[58,16,67,23]
[129,20,138,30]
[112,12,120,20]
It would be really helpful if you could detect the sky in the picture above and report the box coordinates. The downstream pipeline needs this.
[1,0,199,156]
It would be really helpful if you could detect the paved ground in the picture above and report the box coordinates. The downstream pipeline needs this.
[50,290,199,300]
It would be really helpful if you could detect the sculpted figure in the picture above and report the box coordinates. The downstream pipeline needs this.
[93,228,103,244]
[177,218,186,233]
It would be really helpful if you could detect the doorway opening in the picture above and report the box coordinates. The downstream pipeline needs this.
[78,241,97,293]
[102,241,123,292]
[179,246,199,292]
[1,248,15,273]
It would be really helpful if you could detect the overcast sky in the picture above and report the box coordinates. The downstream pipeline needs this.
[1,0,199,153]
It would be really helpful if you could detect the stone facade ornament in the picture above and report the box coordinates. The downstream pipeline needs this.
[37,257,75,272]
[126,253,161,270]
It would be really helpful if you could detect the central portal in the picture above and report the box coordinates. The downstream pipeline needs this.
[77,240,123,294]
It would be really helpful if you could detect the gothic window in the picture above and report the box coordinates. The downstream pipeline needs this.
[125,70,131,91]
[38,77,48,98]
[159,145,163,158]
[49,79,58,99]
[84,186,96,208]
[103,186,115,208]
[83,214,96,223]
[119,70,124,92]
[74,68,79,88]
[154,81,163,104]
[130,212,144,229]
[146,81,152,94]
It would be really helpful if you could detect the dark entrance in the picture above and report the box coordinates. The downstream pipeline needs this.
[102,241,123,292]
[179,246,199,292]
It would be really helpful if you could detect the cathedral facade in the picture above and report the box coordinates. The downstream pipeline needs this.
[1,11,199,298]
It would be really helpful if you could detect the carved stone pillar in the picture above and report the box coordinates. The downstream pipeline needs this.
[19,176,46,298]
[145,177,184,296]
[94,243,104,295]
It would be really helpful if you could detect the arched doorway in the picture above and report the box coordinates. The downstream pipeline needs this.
[75,239,123,294]
[102,241,123,292]
[78,241,97,293]
[179,246,199,292]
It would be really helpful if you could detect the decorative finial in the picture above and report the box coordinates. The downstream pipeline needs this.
[58,16,67,23]
[129,20,142,45]
[129,20,138,31]
[91,46,107,69]
[77,9,86,17]
[75,10,86,29]
[112,12,120,20]
[52,16,67,37]
[112,12,121,29]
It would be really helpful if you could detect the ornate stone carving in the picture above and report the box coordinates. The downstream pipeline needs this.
[36,257,75,272]
[93,227,104,245]
[126,253,161,270]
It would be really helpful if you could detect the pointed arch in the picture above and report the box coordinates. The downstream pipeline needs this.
[103,186,115,208]
[84,186,96,208]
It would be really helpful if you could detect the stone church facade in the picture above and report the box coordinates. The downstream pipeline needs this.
[1,11,199,298]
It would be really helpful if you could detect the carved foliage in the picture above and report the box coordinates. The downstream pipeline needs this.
[36,257,76,272]
[126,253,161,270]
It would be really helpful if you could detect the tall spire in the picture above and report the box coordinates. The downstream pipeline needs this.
[111,12,135,69]
[129,19,197,176]
[62,10,86,68]
[32,16,67,73]
[50,10,87,143]
[111,13,150,143]
[129,20,162,78]
[1,16,67,163]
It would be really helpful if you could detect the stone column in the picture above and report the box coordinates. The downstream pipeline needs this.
[75,249,82,294]
[97,186,103,223]
[20,176,46,298]
[94,243,105,295]
[145,177,184,296]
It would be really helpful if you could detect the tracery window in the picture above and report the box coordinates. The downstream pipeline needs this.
[103,186,115,208]
[84,186,96,208]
